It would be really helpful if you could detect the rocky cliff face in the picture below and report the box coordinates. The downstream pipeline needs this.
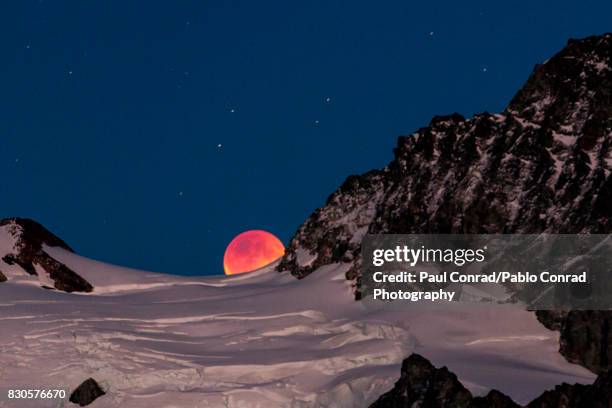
[277,33,612,375]
[279,33,612,292]
[536,310,611,375]
[0,218,93,293]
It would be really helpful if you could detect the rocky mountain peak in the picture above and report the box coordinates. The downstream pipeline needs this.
[370,353,519,408]
[509,33,612,122]
[0,217,93,293]
[277,34,612,378]
[278,33,612,296]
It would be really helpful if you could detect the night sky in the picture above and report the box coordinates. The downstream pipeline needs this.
[2,1,611,276]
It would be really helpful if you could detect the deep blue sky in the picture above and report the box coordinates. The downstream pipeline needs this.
[1,1,610,275]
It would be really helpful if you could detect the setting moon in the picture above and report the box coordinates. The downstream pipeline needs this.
[223,230,285,275]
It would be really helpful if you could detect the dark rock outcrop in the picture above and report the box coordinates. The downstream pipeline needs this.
[472,390,521,408]
[370,354,519,408]
[278,33,612,292]
[278,34,612,372]
[372,354,611,408]
[0,218,93,293]
[370,354,474,408]
[527,372,612,408]
[536,310,611,374]
[69,378,106,406]
[0,270,6,282]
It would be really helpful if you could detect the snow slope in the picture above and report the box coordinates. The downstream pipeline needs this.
[0,249,595,407]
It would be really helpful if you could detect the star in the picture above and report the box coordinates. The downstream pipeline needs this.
[482,67,488,72]
[178,191,184,197]
[314,120,320,126]
[217,143,223,149]
[229,108,235,113]
[25,44,31,49]
[68,70,73,76]
[429,31,434,36]
[325,97,331,103]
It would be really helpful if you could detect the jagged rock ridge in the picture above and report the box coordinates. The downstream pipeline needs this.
[279,33,612,287]
[527,372,612,408]
[278,33,612,373]
[371,353,611,408]
[369,354,519,408]
[0,217,93,292]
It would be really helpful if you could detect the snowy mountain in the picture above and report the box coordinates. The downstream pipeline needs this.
[278,33,612,293]
[278,33,612,379]
[2,33,611,407]
[0,244,595,407]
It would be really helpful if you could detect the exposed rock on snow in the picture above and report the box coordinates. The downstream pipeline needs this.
[278,34,612,297]
[69,378,106,407]
[471,391,522,408]
[536,310,611,374]
[371,354,611,408]
[527,372,612,408]
[277,33,612,376]
[0,218,93,293]
[369,354,474,408]
[370,354,519,408]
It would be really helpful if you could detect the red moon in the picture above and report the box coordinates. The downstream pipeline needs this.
[223,230,285,275]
